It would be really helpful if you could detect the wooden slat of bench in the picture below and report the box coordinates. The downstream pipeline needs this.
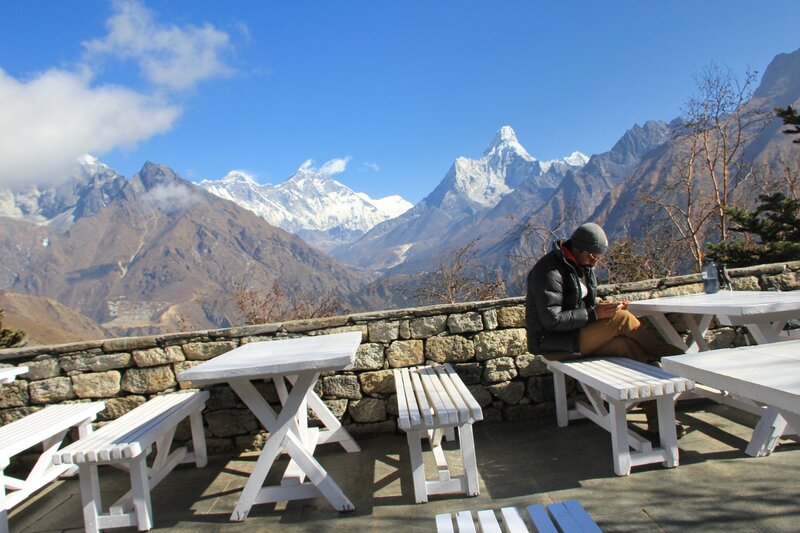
[591,359,668,398]
[610,357,694,393]
[0,403,105,459]
[395,368,425,430]
[435,365,483,424]
[55,391,208,465]
[558,499,603,532]
[409,369,435,428]
[477,509,502,533]
[526,504,558,533]
[499,506,529,533]
[418,366,458,427]
[556,359,638,401]
[393,369,413,430]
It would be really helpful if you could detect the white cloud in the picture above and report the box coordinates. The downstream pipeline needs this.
[0,68,179,188]
[298,157,351,176]
[0,0,236,188]
[84,0,234,91]
[361,162,380,172]
[320,157,351,175]
[143,182,200,214]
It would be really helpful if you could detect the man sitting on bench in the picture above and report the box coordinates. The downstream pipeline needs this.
[524,222,685,438]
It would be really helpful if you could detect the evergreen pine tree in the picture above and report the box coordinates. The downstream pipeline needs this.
[707,193,800,267]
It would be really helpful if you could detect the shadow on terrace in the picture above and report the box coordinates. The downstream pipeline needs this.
[10,400,800,532]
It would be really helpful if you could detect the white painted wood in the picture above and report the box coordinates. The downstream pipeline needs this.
[0,366,27,384]
[177,331,362,384]
[543,356,691,476]
[627,291,800,352]
[436,500,601,533]
[54,391,208,532]
[0,401,104,533]
[393,364,483,503]
[663,340,800,456]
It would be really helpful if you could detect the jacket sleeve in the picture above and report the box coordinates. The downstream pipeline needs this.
[531,264,591,332]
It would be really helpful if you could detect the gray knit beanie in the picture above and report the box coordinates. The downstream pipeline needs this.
[570,223,608,254]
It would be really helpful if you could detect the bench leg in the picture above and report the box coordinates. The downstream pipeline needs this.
[79,463,103,533]
[608,402,631,476]
[407,431,428,503]
[551,368,569,427]
[189,411,208,468]
[129,456,153,531]
[746,406,788,457]
[655,396,679,468]
[458,424,479,497]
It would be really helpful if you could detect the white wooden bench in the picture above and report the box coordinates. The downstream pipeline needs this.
[1,401,105,533]
[53,390,209,533]
[542,356,694,476]
[436,498,602,532]
[0,366,28,384]
[393,363,483,503]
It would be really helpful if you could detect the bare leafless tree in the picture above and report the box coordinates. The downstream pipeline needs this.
[505,206,578,290]
[231,280,343,325]
[408,239,506,305]
[643,63,769,271]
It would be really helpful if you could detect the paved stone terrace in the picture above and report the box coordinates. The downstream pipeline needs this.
[9,400,800,532]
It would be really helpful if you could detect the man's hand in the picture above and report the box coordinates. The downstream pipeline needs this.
[595,300,622,319]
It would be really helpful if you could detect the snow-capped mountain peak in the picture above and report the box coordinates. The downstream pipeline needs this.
[198,163,412,251]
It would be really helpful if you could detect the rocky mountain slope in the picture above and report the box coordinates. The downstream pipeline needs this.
[331,126,588,274]
[0,161,369,336]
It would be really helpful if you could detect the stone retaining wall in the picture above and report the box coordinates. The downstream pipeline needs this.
[1,261,798,457]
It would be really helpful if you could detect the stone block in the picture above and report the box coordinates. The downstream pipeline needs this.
[133,347,185,368]
[322,399,348,419]
[182,341,236,361]
[398,320,411,339]
[526,375,555,403]
[474,329,527,361]
[173,361,203,389]
[348,397,387,423]
[482,309,498,330]
[425,335,475,363]
[353,343,385,370]
[409,315,447,338]
[483,357,517,383]
[359,370,395,395]
[99,396,146,421]
[368,321,400,343]
[453,362,482,385]
[0,406,38,425]
[386,340,424,368]
[121,366,176,394]
[497,306,525,328]
[322,375,362,400]
[0,381,29,408]
[24,358,61,380]
[62,353,132,374]
[345,419,396,437]
[467,384,493,408]
[208,385,239,410]
[448,312,483,334]
[516,353,548,377]
[205,408,259,437]
[71,371,121,399]
[29,376,75,404]
[487,381,525,405]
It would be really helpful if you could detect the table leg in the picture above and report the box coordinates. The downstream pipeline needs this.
[285,375,361,452]
[743,321,786,344]
[228,375,355,520]
[746,406,788,457]
[645,313,691,352]
[683,314,712,352]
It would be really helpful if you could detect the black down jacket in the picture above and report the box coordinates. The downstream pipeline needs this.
[524,240,598,358]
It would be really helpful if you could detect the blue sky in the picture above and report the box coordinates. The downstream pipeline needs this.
[0,1,797,203]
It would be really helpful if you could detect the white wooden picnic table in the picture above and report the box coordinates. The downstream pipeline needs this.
[177,332,362,521]
[0,366,27,384]
[662,340,800,457]
[626,290,800,352]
